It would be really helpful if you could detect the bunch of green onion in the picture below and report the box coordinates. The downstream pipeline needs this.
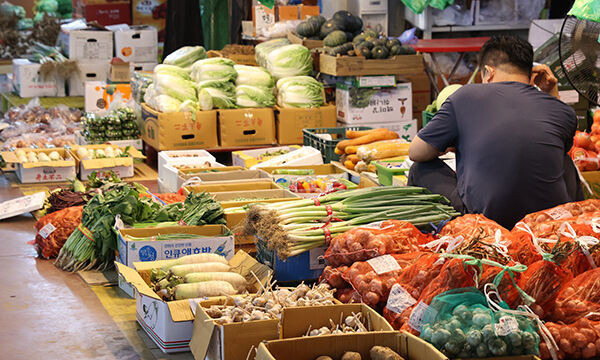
[237,186,460,259]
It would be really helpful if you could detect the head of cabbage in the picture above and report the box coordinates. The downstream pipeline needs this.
[191,57,237,82]
[196,79,237,109]
[235,85,275,108]
[276,76,324,108]
[234,65,275,88]
[266,44,313,80]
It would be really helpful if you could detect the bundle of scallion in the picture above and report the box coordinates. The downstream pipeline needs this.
[28,41,78,79]
[238,186,460,259]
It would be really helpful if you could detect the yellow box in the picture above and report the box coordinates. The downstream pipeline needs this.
[276,105,337,145]
[141,103,219,150]
[69,144,145,179]
[218,108,277,147]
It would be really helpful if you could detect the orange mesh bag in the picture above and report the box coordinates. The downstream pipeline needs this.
[139,192,187,204]
[320,265,349,289]
[540,318,600,360]
[518,200,600,230]
[34,206,83,259]
[335,288,361,303]
[323,220,426,267]
[552,268,600,324]
[439,214,512,242]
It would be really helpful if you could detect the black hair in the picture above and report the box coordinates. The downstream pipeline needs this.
[479,35,533,77]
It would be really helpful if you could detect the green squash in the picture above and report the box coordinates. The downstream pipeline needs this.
[320,19,344,39]
[324,30,347,47]
[353,34,367,45]
[356,45,371,59]
[332,10,353,29]
[371,45,389,59]
[372,38,387,48]
[361,40,375,50]
[307,15,326,28]
[296,21,319,38]
[398,46,417,55]
[363,29,377,38]
[330,42,355,56]
[389,45,402,56]
[345,31,354,42]
[386,38,401,49]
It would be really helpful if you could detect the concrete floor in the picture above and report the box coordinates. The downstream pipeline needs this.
[0,178,190,360]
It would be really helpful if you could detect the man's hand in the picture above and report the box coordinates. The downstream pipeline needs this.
[531,64,559,99]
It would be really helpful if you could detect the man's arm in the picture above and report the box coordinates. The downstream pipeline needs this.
[531,64,559,99]
[409,135,443,162]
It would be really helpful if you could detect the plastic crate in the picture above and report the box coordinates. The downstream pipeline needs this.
[255,237,326,283]
[422,111,435,128]
[373,160,408,186]
[302,126,372,163]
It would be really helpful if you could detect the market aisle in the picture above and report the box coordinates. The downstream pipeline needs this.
[0,178,151,360]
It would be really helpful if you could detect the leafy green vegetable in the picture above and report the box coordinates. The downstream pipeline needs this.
[276,76,324,108]
[235,85,275,108]
[349,87,378,108]
[190,57,237,82]
[154,73,197,102]
[266,44,313,80]
[163,46,207,68]
[234,65,274,88]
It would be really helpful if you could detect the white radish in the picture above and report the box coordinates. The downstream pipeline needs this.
[174,280,236,300]
[160,253,228,270]
[184,272,247,291]
[169,262,230,277]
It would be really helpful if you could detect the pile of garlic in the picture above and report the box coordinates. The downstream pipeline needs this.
[205,283,336,325]
[75,146,127,160]
[16,149,63,163]
[306,312,370,337]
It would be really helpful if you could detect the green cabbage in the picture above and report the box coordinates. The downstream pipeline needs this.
[235,85,275,108]
[202,87,237,109]
[154,64,191,80]
[276,76,324,108]
[196,79,235,94]
[234,65,274,88]
[255,38,291,68]
[153,73,197,102]
[154,95,182,113]
[179,100,198,113]
[191,57,237,82]
[198,89,214,111]
[266,44,312,80]
[163,46,207,68]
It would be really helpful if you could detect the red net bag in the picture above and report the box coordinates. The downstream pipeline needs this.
[139,192,187,204]
[552,268,600,324]
[541,318,600,359]
[518,200,600,230]
[335,288,361,303]
[439,214,512,241]
[320,265,349,289]
[323,220,427,267]
[34,206,83,259]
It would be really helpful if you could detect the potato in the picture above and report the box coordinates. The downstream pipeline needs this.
[341,352,361,360]
[370,346,404,360]
[315,357,333,360]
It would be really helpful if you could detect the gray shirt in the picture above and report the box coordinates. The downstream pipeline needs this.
[418,82,578,229]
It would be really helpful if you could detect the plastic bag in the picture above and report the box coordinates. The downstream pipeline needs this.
[541,318,600,359]
[401,0,431,14]
[34,206,83,259]
[552,268,600,324]
[419,287,541,358]
[323,220,426,267]
[568,0,600,23]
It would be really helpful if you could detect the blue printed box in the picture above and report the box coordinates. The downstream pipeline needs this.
[116,224,234,267]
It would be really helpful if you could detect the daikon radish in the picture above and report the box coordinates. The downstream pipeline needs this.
[184,272,247,291]
[173,280,236,299]
[160,253,228,270]
[356,140,409,162]
[169,262,230,276]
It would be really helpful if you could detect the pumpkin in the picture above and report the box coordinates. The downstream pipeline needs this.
[345,31,354,42]
[389,45,402,56]
[361,40,375,50]
[332,10,353,28]
[324,30,348,47]
[307,15,326,28]
[356,45,371,58]
[296,21,319,38]
[386,38,401,49]
[398,46,416,55]
[320,19,345,39]
[371,45,389,59]
[363,29,378,38]
[353,34,367,45]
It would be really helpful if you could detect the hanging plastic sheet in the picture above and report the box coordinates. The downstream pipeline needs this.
[199,0,229,51]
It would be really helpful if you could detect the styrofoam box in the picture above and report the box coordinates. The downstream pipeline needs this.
[337,119,418,142]
[160,161,225,193]
[12,59,66,98]
[111,25,158,63]
[130,62,157,73]
[58,21,113,60]
[157,150,216,172]
[250,146,324,170]
[68,60,109,96]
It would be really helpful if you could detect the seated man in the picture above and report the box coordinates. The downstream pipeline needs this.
[408,35,583,229]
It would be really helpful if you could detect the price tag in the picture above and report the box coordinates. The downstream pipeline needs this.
[38,223,56,239]
[546,207,571,220]
[386,284,417,314]
[367,254,401,275]
[309,247,326,270]
[494,316,519,336]
[408,301,434,332]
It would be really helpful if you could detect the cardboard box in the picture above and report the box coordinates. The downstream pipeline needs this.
[70,144,145,179]
[75,130,143,150]
[111,25,158,63]
[179,169,270,186]
[218,108,277,147]
[256,241,326,282]
[232,146,301,168]
[337,82,413,124]
[85,81,132,113]
[287,32,323,50]
[132,0,167,43]
[280,304,393,339]
[73,0,131,26]
[142,103,219,150]
[184,179,282,195]
[319,54,425,77]
[68,60,109,96]
[278,5,299,21]
[215,188,300,245]
[256,331,448,360]
[115,250,271,353]
[157,150,219,190]
[1,149,76,183]
[109,62,130,83]
[117,225,234,267]
[338,119,418,142]
[130,61,157,74]
[58,22,114,60]
[299,5,319,19]
[276,105,337,145]
[250,146,324,170]
[190,297,280,360]
[12,59,65,98]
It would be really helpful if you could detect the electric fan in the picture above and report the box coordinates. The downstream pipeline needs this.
[558,13,600,106]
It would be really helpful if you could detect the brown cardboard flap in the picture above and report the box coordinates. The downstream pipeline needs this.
[229,250,272,291]
[114,261,161,300]
[190,299,218,360]
[260,164,347,176]
[167,299,195,322]
[280,304,393,339]
[184,179,281,194]
[178,166,244,176]
[401,332,450,360]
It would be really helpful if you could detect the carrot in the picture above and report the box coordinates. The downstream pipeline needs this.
[346,128,389,139]
[345,145,358,154]
[335,147,344,155]
[344,160,356,171]
[173,280,237,300]
[347,154,359,164]
[336,130,399,151]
